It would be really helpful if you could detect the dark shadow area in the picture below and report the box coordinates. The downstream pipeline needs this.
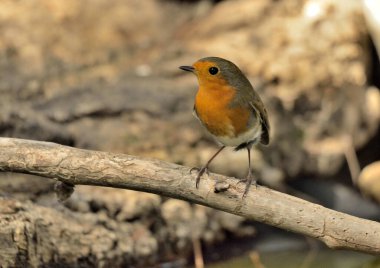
[368,37,380,88]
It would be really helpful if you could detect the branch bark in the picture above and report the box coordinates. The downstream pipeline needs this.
[0,137,379,255]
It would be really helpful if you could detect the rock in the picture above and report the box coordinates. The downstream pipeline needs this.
[0,173,54,201]
[0,197,156,267]
[66,186,161,221]
[358,161,380,204]
[0,105,74,145]
[33,79,187,123]
[161,199,194,251]
[216,211,256,237]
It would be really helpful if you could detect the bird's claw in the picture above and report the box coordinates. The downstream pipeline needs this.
[238,172,257,198]
[190,166,209,188]
[190,167,209,176]
[235,179,246,186]
[189,167,200,174]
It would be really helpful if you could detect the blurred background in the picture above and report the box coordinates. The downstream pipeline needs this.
[0,0,379,267]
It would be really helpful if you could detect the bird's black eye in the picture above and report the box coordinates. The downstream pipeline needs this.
[209,67,219,75]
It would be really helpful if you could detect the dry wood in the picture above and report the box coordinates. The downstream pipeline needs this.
[0,137,379,255]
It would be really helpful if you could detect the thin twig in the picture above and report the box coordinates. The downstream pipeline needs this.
[343,135,361,185]
[249,250,265,268]
[192,237,204,268]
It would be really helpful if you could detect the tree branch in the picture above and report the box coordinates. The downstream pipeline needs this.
[0,137,379,255]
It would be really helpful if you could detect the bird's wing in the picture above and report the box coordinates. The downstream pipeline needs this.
[249,100,270,145]
[231,78,270,145]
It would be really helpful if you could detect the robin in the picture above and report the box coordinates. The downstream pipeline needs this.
[179,57,270,197]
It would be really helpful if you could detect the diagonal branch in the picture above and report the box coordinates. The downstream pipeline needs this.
[0,137,379,254]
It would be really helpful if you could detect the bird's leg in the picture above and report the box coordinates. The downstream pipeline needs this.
[242,147,257,197]
[190,146,226,188]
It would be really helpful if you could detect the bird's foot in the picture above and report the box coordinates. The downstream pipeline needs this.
[236,172,257,198]
[190,166,209,188]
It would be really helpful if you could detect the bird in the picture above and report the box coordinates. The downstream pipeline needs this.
[179,57,270,197]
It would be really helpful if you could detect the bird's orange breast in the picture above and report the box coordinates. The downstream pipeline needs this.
[195,82,250,138]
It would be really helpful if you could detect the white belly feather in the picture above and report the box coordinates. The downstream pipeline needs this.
[213,122,262,147]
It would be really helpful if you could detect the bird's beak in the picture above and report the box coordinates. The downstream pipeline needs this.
[179,65,195,73]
